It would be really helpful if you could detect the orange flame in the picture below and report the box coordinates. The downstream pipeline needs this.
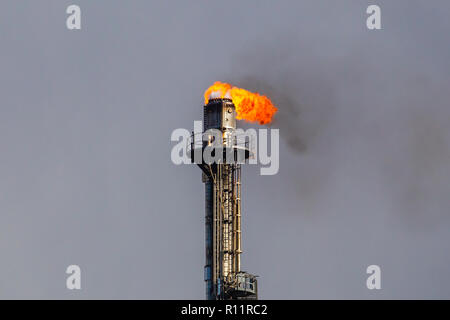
[204,81,278,125]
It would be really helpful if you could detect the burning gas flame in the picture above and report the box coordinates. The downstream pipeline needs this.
[204,81,278,125]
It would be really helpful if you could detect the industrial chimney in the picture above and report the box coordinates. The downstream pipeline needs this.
[189,96,258,300]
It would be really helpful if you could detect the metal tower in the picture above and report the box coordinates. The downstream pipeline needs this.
[189,98,258,300]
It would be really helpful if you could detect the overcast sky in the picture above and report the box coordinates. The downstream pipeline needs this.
[0,1,449,299]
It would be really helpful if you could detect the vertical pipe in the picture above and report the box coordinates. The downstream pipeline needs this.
[223,164,229,279]
[212,174,218,299]
[236,165,242,272]
[217,164,223,298]
[227,164,233,279]
[205,178,214,300]
[231,165,237,276]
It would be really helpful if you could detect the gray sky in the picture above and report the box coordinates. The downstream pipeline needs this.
[0,0,449,299]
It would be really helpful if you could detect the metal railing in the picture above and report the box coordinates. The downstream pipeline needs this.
[187,131,255,156]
